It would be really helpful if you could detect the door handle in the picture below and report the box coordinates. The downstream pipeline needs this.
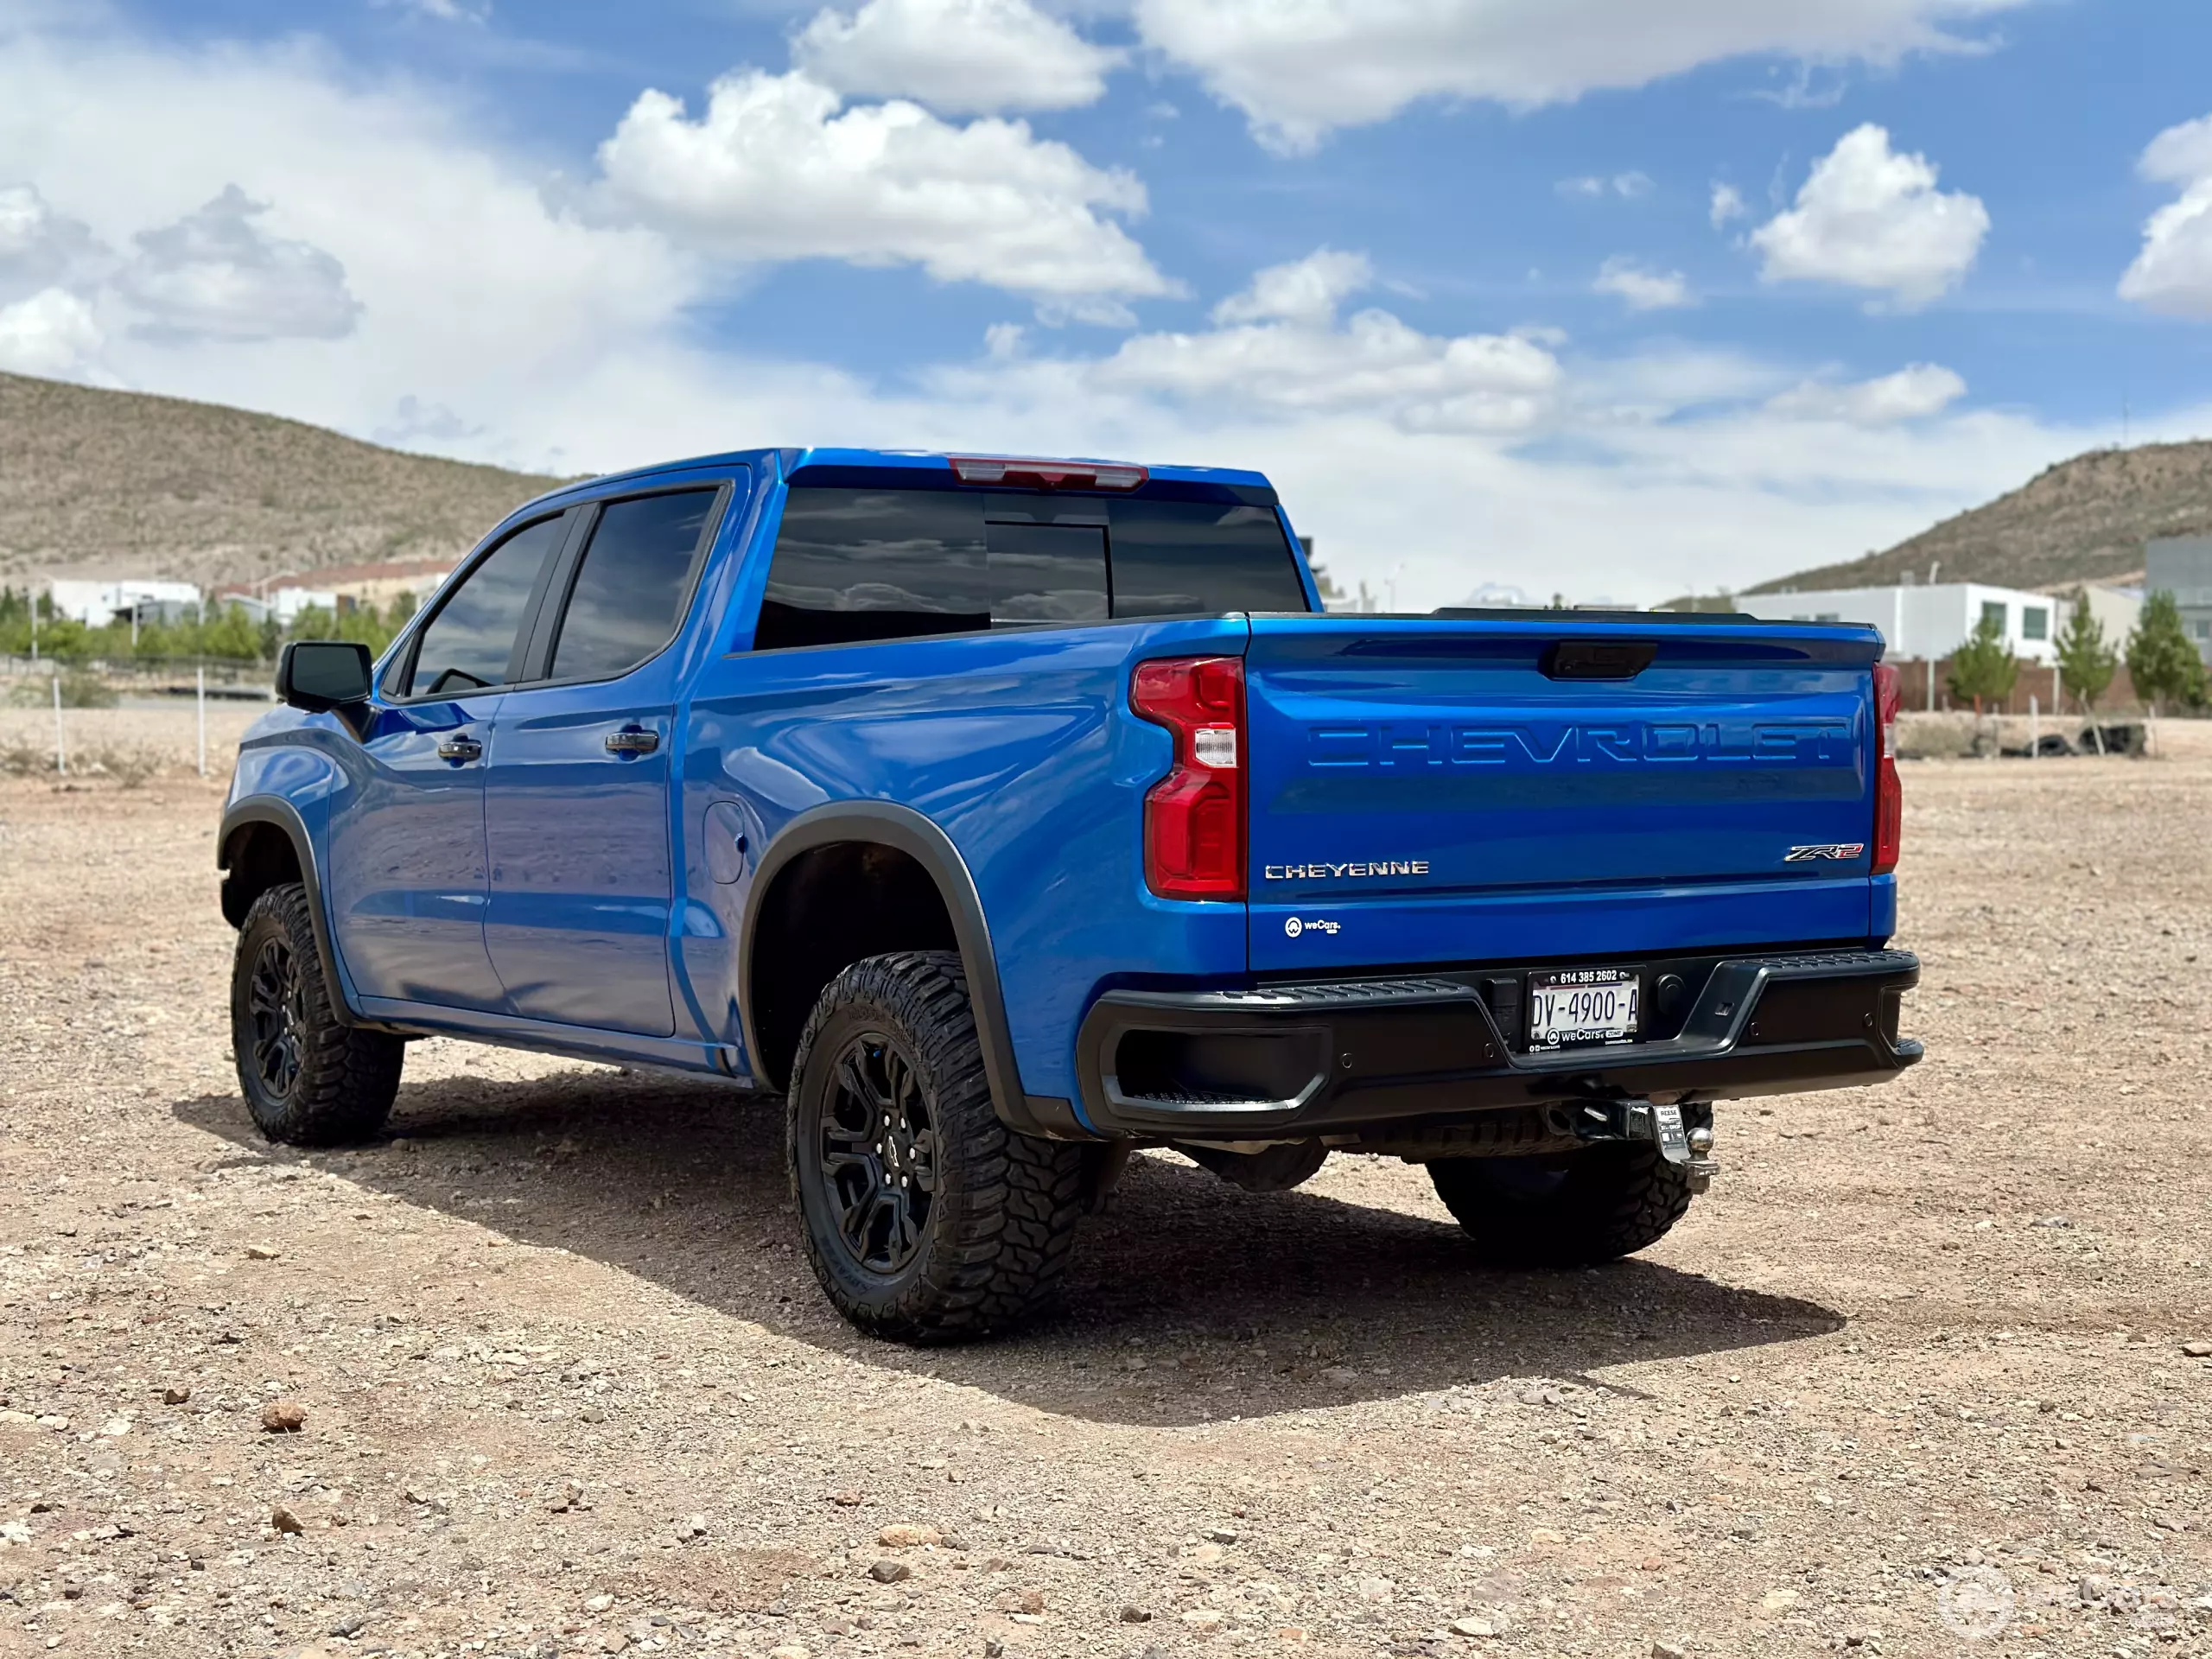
[605,728,660,755]
[435,735,483,763]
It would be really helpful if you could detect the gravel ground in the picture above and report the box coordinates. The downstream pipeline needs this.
[2,717,2209,1659]
[0,702,265,783]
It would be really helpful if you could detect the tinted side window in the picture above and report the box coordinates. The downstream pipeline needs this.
[550,489,719,682]
[405,512,567,697]
[1105,500,1308,618]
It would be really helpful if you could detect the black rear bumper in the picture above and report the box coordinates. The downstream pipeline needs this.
[1076,947,1921,1138]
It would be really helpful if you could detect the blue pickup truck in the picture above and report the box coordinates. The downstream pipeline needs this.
[219,447,1918,1340]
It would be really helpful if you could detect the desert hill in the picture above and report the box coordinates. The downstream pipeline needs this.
[1751,439,2212,594]
[0,372,568,590]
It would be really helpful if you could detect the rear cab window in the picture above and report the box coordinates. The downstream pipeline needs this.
[752,485,1309,651]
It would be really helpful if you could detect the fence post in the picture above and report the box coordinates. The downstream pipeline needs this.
[51,671,65,776]
[197,665,207,779]
[2029,694,2038,760]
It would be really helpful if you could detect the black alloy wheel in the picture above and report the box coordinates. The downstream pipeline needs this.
[784,950,1093,1342]
[228,882,404,1146]
[814,1030,938,1274]
[245,934,308,1103]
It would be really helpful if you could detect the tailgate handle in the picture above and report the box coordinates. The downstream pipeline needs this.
[1541,640,1657,681]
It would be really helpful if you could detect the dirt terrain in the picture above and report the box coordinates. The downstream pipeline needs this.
[2,719,2210,1659]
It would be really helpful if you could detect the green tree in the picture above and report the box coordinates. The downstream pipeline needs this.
[133,616,183,663]
[200,603,264,663]
[2125,590,2209,716]
[2053,592,2118,712]
[1946,613,2019,715]
[36,614,92,664]
[282,600,404,659]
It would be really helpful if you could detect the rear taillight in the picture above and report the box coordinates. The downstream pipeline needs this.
[1873,661,1902,875]
[1131,655,1245,900]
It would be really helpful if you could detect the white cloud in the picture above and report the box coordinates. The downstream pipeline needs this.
[1709,181,1747,227]
[1131,0,2028,152]
[928,331,2093,609]
[1003,249,1567,433]
[0,181,106,300]
[2119,112,2212,319]
[1592,257,1691,311]
[0,6,2150,617]
[1558,171,1651,200]
[792,0,1123,114]
[1209,245,1370,325]
[1749,124,1987,308]
[591,69,1169,312]
[371,0,491,20]
[114,184,362,342]
[0,16,704,474]
[0,284,103,378]
[1766,362,1967,423]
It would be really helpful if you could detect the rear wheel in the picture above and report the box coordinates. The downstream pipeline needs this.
[230,884,404,1146]
[1428,1141,1692,1265]
[787,951,1090,1343]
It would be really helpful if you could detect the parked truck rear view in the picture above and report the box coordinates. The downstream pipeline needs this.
[221,447,1917,1342]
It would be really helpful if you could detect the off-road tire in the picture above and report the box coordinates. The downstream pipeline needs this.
[787,950,1090,1343]
[1428,1141,1693,1266]
[230,883,404,1146]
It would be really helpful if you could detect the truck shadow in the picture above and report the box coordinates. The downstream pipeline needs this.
[173,1066,1842,1427]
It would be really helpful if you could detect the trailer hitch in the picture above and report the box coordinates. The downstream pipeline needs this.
[1545,1097,1719,1192]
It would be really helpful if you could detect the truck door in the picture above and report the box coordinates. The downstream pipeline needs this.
[326,509,571,1011]
[481,482,736,1038]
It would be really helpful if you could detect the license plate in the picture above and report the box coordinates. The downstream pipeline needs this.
[1527,967,1640,1050]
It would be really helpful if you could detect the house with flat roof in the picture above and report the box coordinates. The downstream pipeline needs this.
[46,579,203,626]
[1739,580,2138,664]
[2145,536,2212,663]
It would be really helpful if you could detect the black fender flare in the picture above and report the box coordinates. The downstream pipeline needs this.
[217,798,385,1033]
[737,801,1091,1140]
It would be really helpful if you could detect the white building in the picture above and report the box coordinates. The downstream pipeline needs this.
[1740,581,2139,664]
[46,579,203,626]
[211,586,341,626]
[2146,536,2212,662]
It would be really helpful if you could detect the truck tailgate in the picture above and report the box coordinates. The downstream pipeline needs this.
[1244,613,1885,973]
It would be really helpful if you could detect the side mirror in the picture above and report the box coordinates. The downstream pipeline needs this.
[276,640,373,714]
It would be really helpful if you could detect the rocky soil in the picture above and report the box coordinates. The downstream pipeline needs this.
[2,719,2209,1659]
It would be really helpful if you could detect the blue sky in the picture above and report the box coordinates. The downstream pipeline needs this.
[3,0,2212,605]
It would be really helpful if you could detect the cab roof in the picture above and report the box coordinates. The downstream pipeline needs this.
[520,447,1278,516]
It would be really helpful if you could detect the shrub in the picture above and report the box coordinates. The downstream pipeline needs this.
[1946,615,2019,715]
[2126,591,2209,716]
[2054,592,2117,712]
